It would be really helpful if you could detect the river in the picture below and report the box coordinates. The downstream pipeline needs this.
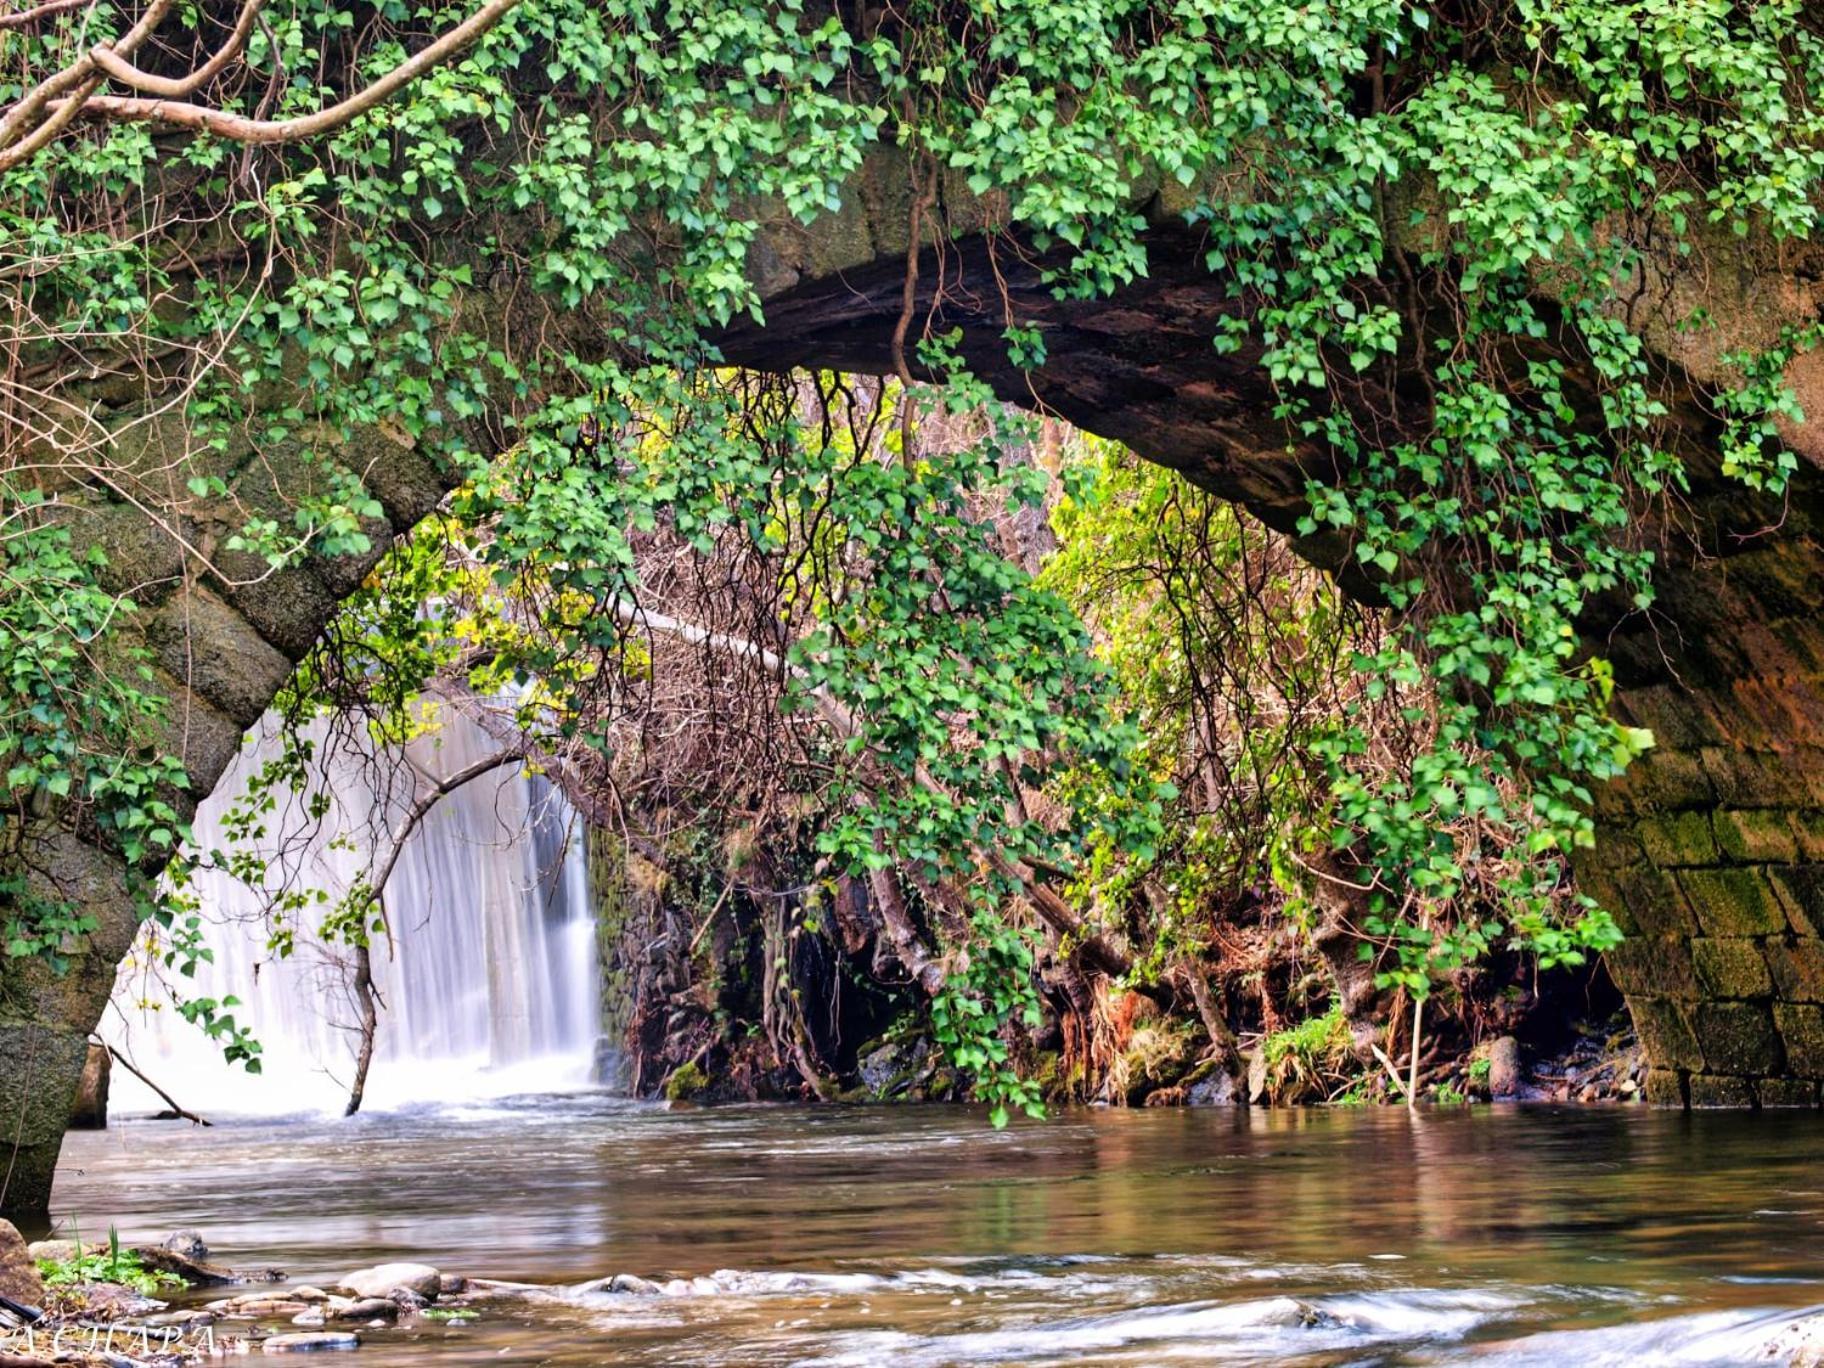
[40,1097,1824,1365]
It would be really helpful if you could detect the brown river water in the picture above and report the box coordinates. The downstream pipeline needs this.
[40,1096,1824,1365]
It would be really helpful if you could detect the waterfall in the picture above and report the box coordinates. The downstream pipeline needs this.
[105,708,612,1117]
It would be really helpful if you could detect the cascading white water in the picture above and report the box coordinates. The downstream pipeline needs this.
[105,708,609,1117]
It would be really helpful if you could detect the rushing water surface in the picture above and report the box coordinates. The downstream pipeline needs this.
[41,1098,1824,1365]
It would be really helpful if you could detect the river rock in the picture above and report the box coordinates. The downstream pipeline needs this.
[438,1273,468,1296]
[1186,1068,1239,1106]
[291,1310,327,1328]
[262,1332,360,1353]
[67,1043,110,1130]
[339,1262,441,1300]
[328,1298,397,1323]
[24,1240,80,1264]
[1486,1036,1524,1099]
[0,1221,44,1311]
[162,1229,209,1261]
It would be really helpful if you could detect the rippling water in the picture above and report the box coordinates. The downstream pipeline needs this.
[42,1100,1824,1364]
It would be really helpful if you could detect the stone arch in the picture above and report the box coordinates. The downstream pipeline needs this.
[7,205,1824,1219]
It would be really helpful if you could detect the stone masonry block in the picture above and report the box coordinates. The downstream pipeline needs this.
[1692,938,1774,999]
[1688,1074,1757,1108]
[1644,1068,1687,1107]
[1770,866,1824,938]
[1757,1078,1819,1108]
[1615,865,1699,937]
[1714,809,1800,864]
[1792,811,1824,861]
[1679,867,1789,937]
[1629,995,1705,1072]
[1605,937,1697,1001]
[1636,812,1719,868]
[1763,938,1824,1004]
[1701,748,1815,809]
[1692,1001,1783,1076]
[1774,1004,1824,1079]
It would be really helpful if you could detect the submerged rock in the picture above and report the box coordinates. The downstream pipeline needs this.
[338,1262,441,1300]
[262,1331,360,1353]
[0,1220,45,1310]
[1186,1069,1240,1106]
[329,1297,398,1323]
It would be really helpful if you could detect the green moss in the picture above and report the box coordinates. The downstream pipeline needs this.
[663,1061,710,1101]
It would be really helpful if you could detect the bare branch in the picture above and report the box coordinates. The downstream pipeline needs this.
[50,0,525,148]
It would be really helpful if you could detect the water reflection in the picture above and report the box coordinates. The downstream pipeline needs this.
[44,1101,1824,1364]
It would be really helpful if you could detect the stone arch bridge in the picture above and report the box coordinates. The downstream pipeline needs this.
[6,172,1824,1219]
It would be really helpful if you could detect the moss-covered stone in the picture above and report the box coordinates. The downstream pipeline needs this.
[1692,1001,1782,1076]
[1629,996,1704,1071]
[1770,866,1824,938]
[1691,938,1774,1000]
[1764,938,1824,1004]
[1713,809,1800,864]
[1687,1073,1756,1108]
[1635,811,1719,867]
[1789,811,1824,861]
[663,1061,710,1101]
[1118,1021,1201,1104]
[1678,867,1788,937]
[1605,937,1697,1001]
[1643,1068,1687,1107]
[1756,1077,1819,1108]
[1613,865,1700,937]
[1774,1004,1824,1078]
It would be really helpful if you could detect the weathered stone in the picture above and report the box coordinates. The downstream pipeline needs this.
[1775,1004,1824,1078]
[1643,1068,1686,1107]
[1764,939,1824,1003]
[148,589,293,728]
[1678,867,1788,937]
[1691,938,1774,1000]
[1772,866,1824,937]
[1687,1073,1756,1108]
[262,1332,360,1353]
[1757,1077,1819,1108]
[1485,1036,1524,1099]
[1700,748,1816,808]
[1605,937,1698,1001]
[1713,809,1800,864]
[1692,1001,1783,1076]
[0,1220,43,1310]
[66,1041,109,1130]
[1791,812,1824,861]
[1618,865,1701,937]
[328,1298,397,1323]
[1635,812,1718,867]
[1185,1069,1239,1106]
[338,1263,441,1301]
[163,1230,209,1262]
[1627,998,1704,1072]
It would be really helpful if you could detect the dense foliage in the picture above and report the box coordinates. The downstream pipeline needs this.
[9,0,1824,1103]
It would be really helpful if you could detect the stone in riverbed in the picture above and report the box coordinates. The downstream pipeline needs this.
[0,1220,45,1311]
[328,1299,397,1323]
[1486,1036,1524,1099]
[262,1332,360,1353]
[338,1262,441,1300]
[162,1230,209,1261]
[291,1310,327,1328]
